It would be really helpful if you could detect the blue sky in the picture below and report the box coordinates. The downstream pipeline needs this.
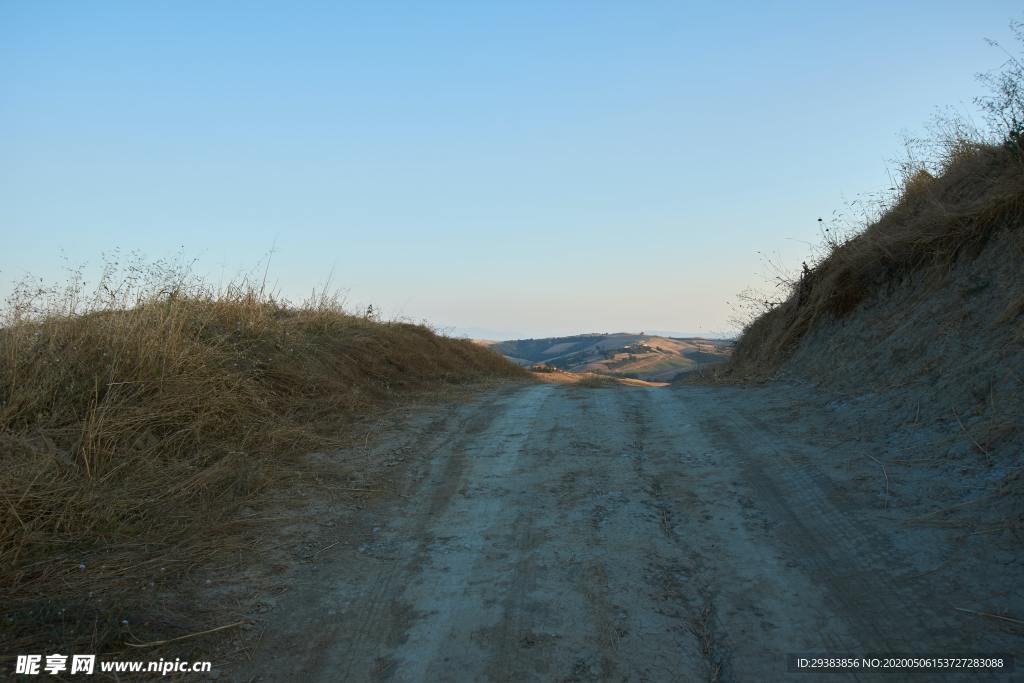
[2,2,1019,338]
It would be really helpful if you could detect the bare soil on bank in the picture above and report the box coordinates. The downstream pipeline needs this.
[220,382,1021,682]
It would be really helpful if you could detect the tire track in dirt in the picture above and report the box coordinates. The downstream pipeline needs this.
[662,386,1010,682]
[239,385,535,681]
[237,382,1016,681]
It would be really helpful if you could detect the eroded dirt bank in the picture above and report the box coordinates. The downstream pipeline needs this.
[235,383,1021,681]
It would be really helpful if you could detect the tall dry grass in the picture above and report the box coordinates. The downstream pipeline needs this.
[728,21,1024,376]
[0,260,524,652]
[728,141,1024,375]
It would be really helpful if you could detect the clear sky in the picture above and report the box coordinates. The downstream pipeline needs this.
[2,2,1019,339]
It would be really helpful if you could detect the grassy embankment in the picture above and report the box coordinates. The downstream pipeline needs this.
[0,266,525,652]
[728,140,1024,376]
[727,24,1024,378]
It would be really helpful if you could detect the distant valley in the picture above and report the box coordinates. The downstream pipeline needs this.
[484,333,733,381]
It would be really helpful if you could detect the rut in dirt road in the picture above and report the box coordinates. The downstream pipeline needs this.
[241,383,1019,682]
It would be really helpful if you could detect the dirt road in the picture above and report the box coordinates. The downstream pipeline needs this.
[239,383,1020,681]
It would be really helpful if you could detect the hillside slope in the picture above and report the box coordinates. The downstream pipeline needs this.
[0,281,525,653]
[724,142,1024,547]
[492,333,731,381]
[728,144,1023,428]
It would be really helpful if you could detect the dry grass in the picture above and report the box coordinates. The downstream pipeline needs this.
[0,264,525,653]
[728,141,1024,376]
[575,373,618,388]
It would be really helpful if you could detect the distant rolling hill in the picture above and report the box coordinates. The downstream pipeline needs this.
[488,333,733,381]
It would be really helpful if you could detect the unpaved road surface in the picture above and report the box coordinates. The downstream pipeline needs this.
[239,383,1021,681]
